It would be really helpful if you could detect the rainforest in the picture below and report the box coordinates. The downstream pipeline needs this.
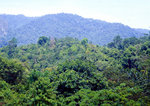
[0,35,150,105]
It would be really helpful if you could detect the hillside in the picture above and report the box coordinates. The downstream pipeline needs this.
[0,14,36,46]
[135,28,150,34]
[0,13,147,46]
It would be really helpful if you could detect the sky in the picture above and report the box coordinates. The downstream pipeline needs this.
[0,0,150,29]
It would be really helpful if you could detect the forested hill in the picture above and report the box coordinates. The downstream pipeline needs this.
[0,13,148,46]
[0,14,36,46]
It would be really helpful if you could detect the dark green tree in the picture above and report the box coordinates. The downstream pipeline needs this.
[0,56,28,85]
[81,38,88,47]
[7,37,17,58]
[37,36,49,46]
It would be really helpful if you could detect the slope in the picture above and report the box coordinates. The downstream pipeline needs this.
[1,13,145,46]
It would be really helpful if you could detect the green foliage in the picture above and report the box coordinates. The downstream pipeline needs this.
[26,77,57,105]
[61,84,145,105]
[7,37,17,58]
[0,36,150,105]
[0,56,29,85]
[108,36,142,50]
[81,38,88,47]
[37,36,49,46]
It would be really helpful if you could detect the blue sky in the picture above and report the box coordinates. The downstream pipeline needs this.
[0,0,150,29]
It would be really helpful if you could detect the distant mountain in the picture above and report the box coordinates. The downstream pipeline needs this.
[0,13,146,46]
[135,28,150,34]
[0,14,36,46]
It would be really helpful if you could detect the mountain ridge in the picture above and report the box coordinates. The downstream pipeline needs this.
[0,13,149,46]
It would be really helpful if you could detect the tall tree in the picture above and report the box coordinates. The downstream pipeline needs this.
[7,37,17,58]
[37,36,49,46]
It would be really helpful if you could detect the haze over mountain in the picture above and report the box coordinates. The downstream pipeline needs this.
[0,13,148,46]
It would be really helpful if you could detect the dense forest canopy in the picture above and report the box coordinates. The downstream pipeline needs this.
[0,33,150,105]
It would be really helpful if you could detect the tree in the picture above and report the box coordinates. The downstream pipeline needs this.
[27,77,57,105]
[107,35,123,49]
[56,59,108,96]
[7,37,17,58]
[0,56,28,85]
[37,36,49,46]
[113,35,122,49]
[81,38,88,47]
[107,42,115,48]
